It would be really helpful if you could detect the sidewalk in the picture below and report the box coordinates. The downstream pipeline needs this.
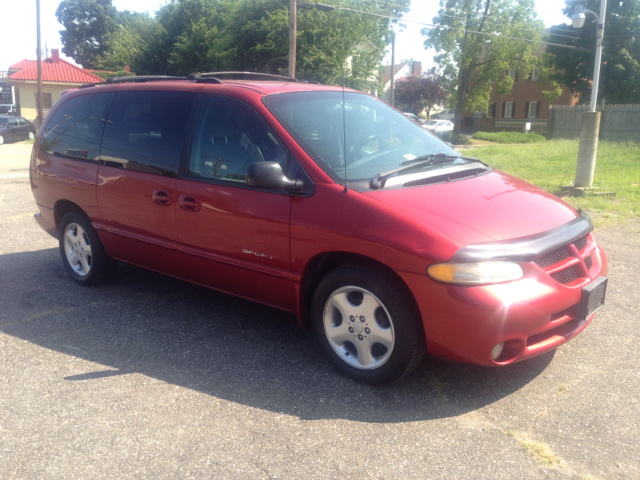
[0,142,33,178]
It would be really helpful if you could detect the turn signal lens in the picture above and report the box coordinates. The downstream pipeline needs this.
[427,261,524,285]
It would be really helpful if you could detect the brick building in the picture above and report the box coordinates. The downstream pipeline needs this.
[461,68,579,133]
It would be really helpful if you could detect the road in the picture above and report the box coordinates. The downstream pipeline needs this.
[1,142,639,479]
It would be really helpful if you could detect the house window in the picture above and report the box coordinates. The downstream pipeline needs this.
[502,102,515,119]
[506,69,517,80]
[34,92,52,110]
[487,103,497,118]
[530,67,540,82]
[527,101,539,119]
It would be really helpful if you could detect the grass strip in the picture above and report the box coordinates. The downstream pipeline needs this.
[472,131,547,144]
[464,139,640,220]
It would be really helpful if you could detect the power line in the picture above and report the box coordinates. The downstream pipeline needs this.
[327,5,595,52]
[357,0,585,42]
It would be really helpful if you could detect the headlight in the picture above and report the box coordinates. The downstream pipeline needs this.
[427,261,524,285]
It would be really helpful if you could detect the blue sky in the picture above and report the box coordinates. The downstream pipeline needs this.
[1,0,571,71]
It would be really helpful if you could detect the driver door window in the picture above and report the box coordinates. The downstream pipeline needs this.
[189,96,288,182]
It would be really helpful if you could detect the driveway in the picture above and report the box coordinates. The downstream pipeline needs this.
[1,143,639,479]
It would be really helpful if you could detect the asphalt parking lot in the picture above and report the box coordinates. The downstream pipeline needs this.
[1,142,639,479]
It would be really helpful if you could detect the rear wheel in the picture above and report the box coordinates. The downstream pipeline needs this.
[59,211,118,286]
[28,131,35,140]
[311,265,426,384]
[0,135,4,145]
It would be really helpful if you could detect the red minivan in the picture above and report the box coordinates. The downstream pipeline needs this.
[30,73,608,384]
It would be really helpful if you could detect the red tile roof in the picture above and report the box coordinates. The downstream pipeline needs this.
[9,59,37,70]
[9,58,104,84]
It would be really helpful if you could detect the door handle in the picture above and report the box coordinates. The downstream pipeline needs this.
[179,195,201,212]
[152,190,172,206]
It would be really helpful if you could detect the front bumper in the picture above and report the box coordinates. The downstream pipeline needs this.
[399,235,608,366]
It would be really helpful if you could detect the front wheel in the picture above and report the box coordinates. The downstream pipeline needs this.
[311,265,426,384]
[0,135,4,145]
[59,211,118,286]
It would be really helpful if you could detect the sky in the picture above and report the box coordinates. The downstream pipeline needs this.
[0,0,572,72]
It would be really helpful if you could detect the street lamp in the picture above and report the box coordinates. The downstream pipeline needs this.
[568,0,607,191]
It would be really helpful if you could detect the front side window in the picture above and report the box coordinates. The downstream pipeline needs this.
[41,92,115,161]
[263,91,458,184]
[100,91,197,177]
[189,96,288,182]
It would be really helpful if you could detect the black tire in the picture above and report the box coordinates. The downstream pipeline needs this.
[311,265,426,385]
[59,211,118,286]
[28,131,35,140]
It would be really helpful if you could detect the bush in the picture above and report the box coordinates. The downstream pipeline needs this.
[450,133,471,145]
[472,131,547,144]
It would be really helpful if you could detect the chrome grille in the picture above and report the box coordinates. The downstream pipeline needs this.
[573,235,588,251]
[534,247,569,269]
[585,254,593,270]
[550,266,579,284]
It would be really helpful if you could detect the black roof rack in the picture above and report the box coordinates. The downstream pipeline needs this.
[79,75,192,89]
[188,71,299,82]
[78,71,313,89]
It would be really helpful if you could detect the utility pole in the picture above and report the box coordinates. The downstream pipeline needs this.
[289,0,297,79]
[390,31,395,107]
[570,0,608,192]
[36,0,44,128]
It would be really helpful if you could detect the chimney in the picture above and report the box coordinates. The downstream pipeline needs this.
[124,65,130,73]
[413,61,421,76]
[52,49,60,63]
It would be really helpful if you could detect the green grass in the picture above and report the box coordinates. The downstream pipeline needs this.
[472,131,547,144]
[464,139,640,220]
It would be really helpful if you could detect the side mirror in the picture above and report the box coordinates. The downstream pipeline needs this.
[245,162,304,192]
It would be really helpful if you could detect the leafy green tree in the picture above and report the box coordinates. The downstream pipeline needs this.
[56,0,119,68]
[423,0,544,133]
[92,12,154,73]
[545,0,640,105]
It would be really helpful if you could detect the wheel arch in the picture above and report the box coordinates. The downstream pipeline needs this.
[54,200,88,231]
[298,251,424,335]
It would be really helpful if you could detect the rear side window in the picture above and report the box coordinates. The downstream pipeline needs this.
[40,92,115,161]
[100,91,196,177]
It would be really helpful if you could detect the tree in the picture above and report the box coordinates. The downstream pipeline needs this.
[56,0,119,68]
[394,67,449,118]
[423,0,544,133]
[92,12,155,72]
[545,0,640,105]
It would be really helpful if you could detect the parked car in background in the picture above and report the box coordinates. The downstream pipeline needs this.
[431,109,455,120]
[424,119,454,139]
[30,73,608,385]
[0,116,36,145]
[403,112,426,125]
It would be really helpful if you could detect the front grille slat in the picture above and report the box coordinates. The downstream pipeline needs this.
[533,234,593,285]
[550,265,579,284]
[584,254,593,270]
[573,235,588,252]
[534,247,569,269]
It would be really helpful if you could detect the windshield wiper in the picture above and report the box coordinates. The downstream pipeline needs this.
[370,154,483,189]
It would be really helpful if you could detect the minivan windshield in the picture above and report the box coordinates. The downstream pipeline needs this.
[263,91,462,184]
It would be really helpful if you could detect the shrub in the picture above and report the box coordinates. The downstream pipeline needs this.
[450,133,471,145]
[472,131,547,144]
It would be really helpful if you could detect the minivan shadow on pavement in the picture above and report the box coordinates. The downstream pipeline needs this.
[0,247,554,424]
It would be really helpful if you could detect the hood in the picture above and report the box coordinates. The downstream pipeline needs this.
[362,170,578,247]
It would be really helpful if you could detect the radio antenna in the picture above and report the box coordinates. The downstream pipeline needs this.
[342,83,348,193]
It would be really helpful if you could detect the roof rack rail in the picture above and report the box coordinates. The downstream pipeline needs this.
[79,75,189,89]
[188,71,299,82]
